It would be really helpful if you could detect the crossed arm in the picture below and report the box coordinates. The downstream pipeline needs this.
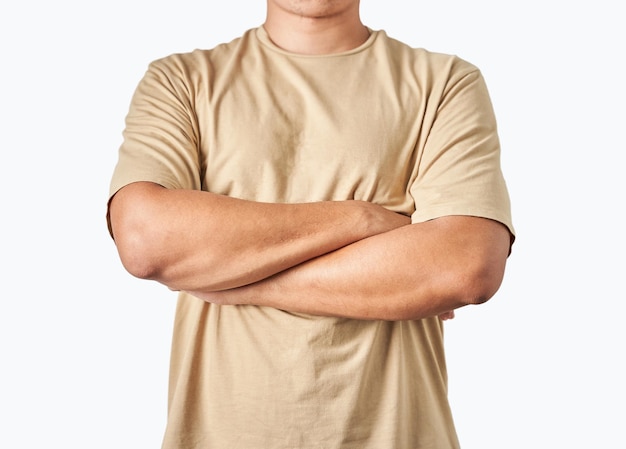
[109,181,511,321]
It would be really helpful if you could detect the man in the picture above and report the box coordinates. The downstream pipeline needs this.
[107,0,515,447]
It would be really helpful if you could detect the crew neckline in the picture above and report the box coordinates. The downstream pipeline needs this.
[255,25,378,58]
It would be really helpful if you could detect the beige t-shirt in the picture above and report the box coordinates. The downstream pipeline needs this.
[109,27,514,449]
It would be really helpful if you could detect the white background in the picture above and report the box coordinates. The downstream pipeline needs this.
[1,1,624,448]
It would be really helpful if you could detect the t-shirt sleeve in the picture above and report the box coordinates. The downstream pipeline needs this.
[410,63,515,240]
[108,57,202,201]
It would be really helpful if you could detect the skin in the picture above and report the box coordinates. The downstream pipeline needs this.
[189,215,511,321]
[110,182,410,292]
[108,0,512,321]
[264,0,371,54]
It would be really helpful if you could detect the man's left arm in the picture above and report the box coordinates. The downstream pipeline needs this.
[188,214,512,321]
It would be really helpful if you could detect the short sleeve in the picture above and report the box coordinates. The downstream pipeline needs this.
[108,56,202,201]
[410,65,515,239]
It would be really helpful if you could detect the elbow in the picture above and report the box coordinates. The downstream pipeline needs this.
[454,225,511,307]
[108,185,168,281]
[456,258,507,307]
[114,224,164,280]
[385,263,506,322]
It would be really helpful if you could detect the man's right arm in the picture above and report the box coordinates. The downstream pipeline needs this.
[108,181,410,292]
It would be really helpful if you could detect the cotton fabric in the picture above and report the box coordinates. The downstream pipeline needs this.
[109,26,514,449]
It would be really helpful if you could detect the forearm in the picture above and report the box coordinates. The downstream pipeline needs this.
[191,216,511,321]
[109,181,410,291]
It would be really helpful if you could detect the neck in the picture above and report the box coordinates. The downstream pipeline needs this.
[263,2,370,55]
